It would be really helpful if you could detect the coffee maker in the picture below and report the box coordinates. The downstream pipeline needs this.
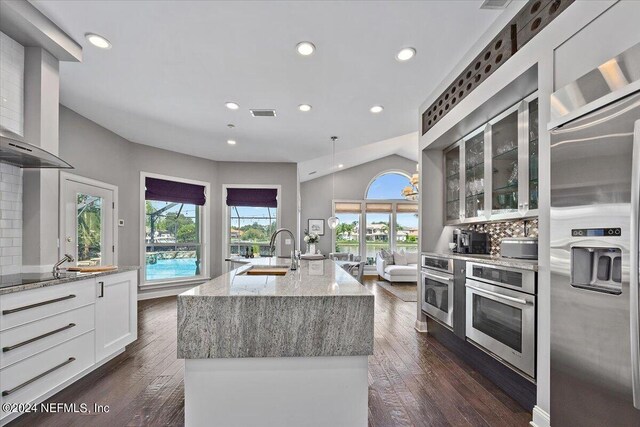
[452,229,489,254]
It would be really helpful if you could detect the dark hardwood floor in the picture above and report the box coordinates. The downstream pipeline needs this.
[10,279,531,426]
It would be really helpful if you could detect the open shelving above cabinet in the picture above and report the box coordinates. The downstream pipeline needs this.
[443,92,538,225]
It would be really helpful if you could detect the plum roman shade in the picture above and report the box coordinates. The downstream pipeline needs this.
[226,188,277,208]
[145,177,206,205]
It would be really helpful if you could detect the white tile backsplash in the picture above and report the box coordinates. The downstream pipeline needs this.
[0,163,22,274]
[0,31,24,136]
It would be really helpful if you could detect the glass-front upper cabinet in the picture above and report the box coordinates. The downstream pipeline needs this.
[443,92,538,225]
[463,126,487,221]
[489,106,520,217]
[444,142,461,223]
[528,98,539,210]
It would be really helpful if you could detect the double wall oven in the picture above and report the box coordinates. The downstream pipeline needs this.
[465,261,536,378]
[421,255,454,328]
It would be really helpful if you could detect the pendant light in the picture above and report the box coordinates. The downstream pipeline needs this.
[327,136,340,230]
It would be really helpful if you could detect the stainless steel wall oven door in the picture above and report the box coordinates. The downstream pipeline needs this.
[465,262,536,378]
[421,270,454,328]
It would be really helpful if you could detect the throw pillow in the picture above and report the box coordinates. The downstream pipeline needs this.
[393,250,408,266]
[379,249,394,265]
[405,251,418,265]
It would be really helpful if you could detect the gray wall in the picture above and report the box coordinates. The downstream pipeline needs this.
[300,154,416,255]
[59,105,297,279]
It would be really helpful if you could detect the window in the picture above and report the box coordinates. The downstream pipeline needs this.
[396,204,419,255]
[225,187,279,258]
[335,213,360,256]
[366,172,412,199]
[143,175,208,284]
[76,194,103,265]
[228,206,277,257]
[332,171,419,267]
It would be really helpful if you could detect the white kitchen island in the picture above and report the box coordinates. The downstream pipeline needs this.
[177,257,374,427]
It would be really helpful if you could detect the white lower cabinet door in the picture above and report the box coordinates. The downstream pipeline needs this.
[0,331,95,422]
[95,271,137,362]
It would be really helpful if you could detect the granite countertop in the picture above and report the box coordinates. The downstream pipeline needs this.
[0,266,140,295]
[422,252,538,271]
[177,257,374,359]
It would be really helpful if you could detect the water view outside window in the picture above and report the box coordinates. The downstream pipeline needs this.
[334,172,419,266]
[77,193,103,266]
[228,206,277,257]
[365,213,390,265]
[145,201,201,281]
[396,212,419,254]
[335,213,360,256]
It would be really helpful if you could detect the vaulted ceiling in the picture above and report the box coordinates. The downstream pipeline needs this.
[33,0,505,165]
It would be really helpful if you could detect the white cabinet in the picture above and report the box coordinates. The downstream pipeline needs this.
[0,270,138,425]
[95,270,137,362]
[0,32,24,136]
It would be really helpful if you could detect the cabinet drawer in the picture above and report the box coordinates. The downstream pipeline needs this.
[0,304,95,369]
[0,279,95,331]
[0,331,95,420]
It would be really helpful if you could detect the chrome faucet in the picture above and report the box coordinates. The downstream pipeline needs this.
[53,253,74,276]
[268,228,298,270]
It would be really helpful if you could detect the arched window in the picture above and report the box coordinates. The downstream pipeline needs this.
[365,171,411,200]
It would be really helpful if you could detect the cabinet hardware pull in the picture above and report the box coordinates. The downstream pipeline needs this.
[423,271,454,283]
[98,281,104,298]
[2,295,76,315]
[466,283,529,305]
[2,323,76,353]
[2,357,75,396]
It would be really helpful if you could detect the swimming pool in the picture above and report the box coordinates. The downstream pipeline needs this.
[145,258,199,281]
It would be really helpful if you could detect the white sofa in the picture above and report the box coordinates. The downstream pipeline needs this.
[376,251,418,284]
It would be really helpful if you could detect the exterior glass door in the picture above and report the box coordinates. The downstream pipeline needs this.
[62,177,115,266]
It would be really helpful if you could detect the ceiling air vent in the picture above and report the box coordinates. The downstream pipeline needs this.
[250,109,277,117]
[480,0,511,9]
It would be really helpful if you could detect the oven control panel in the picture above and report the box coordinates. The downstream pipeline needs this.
[571,228,621,237]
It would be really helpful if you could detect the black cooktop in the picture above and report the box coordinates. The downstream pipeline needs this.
[0,272,84,289]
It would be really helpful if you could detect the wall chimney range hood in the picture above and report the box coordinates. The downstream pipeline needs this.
[0,131,72,169]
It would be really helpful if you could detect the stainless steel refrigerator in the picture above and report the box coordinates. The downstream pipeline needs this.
[550,42,640,426]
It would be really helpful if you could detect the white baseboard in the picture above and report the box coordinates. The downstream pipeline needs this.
[530,405,550,427]
[137,283,198,300]
[414,319,428,333]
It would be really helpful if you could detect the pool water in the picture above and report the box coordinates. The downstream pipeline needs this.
[145,258,199,281]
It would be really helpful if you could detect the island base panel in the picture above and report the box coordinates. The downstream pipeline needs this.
[184,355,368,427]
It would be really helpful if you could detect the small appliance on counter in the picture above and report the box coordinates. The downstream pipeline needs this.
[452,229,489,254]
[500,237,538,260]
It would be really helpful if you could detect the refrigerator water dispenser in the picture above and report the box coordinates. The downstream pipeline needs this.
[571,247,622,294]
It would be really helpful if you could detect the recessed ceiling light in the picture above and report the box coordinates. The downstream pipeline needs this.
[298,104,312,112]
[396,47,416,61]
[338,164,344,168]
[225,102,240,110]
[370,105,384,113]
[85,33,111,49]
[227,139,236,145]
[296,41,315,56]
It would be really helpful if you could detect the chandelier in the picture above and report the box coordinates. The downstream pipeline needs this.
[402,172,419,201]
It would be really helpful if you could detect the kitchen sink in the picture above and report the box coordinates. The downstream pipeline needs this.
[240,266,290,276]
